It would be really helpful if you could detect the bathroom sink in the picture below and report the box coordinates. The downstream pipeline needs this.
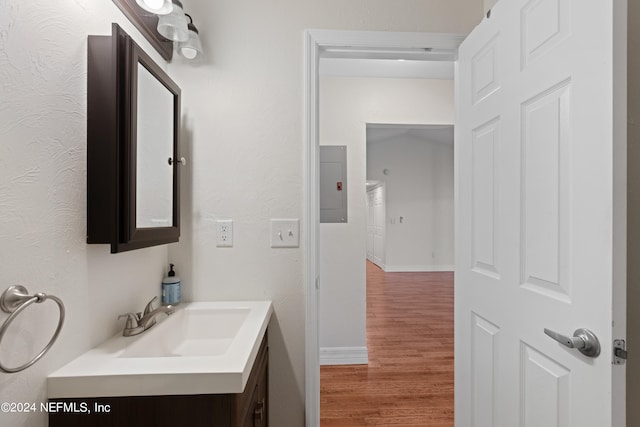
[120,307,251,358]
[47,301,272,398]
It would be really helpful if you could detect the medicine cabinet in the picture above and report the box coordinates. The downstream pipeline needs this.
[87,23,182,253]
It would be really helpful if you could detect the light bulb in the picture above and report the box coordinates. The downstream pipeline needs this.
[181,47,197,60]
[178,22,203,60]
[144,0,163,8]
[135,0,173,15]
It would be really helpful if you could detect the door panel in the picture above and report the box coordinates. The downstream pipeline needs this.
[471,313,499,426]
[455,0,623,426]
[521,0,570,69]
[471,118,500,279]
[471,35,500,105]
[520,343,570,427]
[520,80,571,302]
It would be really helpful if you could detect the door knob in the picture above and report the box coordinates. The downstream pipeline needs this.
[544,328,601,358]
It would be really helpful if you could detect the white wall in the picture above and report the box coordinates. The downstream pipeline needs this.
[318,77,454,359]
[0,2,174,426]
[368,133,454,272]
[1,0,482,425]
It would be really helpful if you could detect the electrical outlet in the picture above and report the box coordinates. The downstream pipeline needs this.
[216,220,233,247]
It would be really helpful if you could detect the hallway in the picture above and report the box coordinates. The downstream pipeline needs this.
[320,261,454,426]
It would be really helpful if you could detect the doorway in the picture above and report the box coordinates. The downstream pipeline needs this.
[304,30,464,426]
[308,1,630,422]
[367,124,454,273]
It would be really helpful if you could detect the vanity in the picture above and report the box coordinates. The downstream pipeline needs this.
[70,16,272,426]
[47,301,272,427]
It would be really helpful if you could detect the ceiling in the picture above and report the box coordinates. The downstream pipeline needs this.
[320,58,454,80]
[318,45,456,80]
[367,124,454,145]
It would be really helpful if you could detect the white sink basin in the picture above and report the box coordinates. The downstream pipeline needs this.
[120,307,251,358]
[47,301,272,398]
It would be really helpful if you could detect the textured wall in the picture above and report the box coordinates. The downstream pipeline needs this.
[0,1,172,426]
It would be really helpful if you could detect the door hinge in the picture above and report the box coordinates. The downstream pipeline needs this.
[613,339,627,365]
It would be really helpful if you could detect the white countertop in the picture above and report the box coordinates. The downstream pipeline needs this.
[47,301,273,398]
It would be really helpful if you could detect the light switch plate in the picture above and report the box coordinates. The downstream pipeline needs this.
[270,219,300,248]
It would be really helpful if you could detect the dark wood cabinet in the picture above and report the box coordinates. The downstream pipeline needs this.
[241,339,268,427]
[87,23,181,253]
[49,335,268,427]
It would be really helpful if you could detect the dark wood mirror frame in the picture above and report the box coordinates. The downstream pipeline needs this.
[87,23,181,253]
[112,0,174,61]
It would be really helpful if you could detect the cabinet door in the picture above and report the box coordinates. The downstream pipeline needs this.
[241,349,268,427]
[241,388,267,427]
[254,347,268,427]
[242,384,258,427]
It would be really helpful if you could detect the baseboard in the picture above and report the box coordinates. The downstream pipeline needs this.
[319,346,368,366]
[384,264,455,273]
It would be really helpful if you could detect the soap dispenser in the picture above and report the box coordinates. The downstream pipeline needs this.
[162,264,181,305]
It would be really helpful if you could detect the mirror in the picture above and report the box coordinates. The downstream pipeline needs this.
[136,62,174,228]
[87,24,181,253]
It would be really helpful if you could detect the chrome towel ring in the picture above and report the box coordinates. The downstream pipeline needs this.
[0,285,65,373]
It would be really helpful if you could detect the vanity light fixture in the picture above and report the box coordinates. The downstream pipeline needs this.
[135,0,173,15]
[178,14,203,60]
[157,0,189,43]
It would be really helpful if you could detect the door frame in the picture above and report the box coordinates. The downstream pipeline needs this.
[303,29,466,427]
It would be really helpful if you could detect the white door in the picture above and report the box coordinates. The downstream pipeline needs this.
[455,0,625,426]
[366,190,375,261]
[371,185,386,268]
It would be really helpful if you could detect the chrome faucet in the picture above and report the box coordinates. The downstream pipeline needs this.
[118,296,174,337]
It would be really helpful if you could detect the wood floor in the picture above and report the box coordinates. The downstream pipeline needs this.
[320,261,454,426]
